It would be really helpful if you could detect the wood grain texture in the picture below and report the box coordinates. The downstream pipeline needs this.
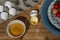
[0,0,60,40]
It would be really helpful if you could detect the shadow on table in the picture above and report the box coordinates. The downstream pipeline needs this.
[15,16,30,38]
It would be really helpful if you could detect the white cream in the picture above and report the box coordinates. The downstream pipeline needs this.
[1,12,8,20]
[9,8,16,16]
[0,5,4,12]
[30,10,38,17]
[5,1,12,9]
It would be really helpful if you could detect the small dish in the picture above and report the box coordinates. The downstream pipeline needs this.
[7,20,26,38]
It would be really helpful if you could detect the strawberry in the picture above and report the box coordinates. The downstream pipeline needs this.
[57,2,60,6]
[52,1,60,18]
[56,12,60,18]
[53,3,59,9]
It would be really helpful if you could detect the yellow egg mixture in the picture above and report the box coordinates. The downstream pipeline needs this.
[9,23,24,36]
[30,16,38,25]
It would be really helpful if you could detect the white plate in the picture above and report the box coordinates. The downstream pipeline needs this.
[7,20,26,38]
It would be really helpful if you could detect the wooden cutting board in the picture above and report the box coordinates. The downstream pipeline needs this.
[0,0,60,40]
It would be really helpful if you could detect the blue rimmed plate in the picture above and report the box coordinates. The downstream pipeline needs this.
[48,0,60,29]
[41,0,60,36]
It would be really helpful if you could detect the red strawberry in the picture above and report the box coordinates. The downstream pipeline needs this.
[56,12,60,18]
[53,4,59,9]
[57,2,60,6]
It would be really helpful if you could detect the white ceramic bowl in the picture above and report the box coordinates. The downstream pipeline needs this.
[7,20,26,38]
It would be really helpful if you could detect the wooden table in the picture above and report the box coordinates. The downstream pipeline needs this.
[0,0,60,40]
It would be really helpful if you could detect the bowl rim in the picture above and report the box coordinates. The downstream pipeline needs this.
[6,20,26,38]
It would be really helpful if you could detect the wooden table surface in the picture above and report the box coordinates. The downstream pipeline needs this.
[0,0,60,40]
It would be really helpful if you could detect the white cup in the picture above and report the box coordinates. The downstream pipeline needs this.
[7,20,26,38]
